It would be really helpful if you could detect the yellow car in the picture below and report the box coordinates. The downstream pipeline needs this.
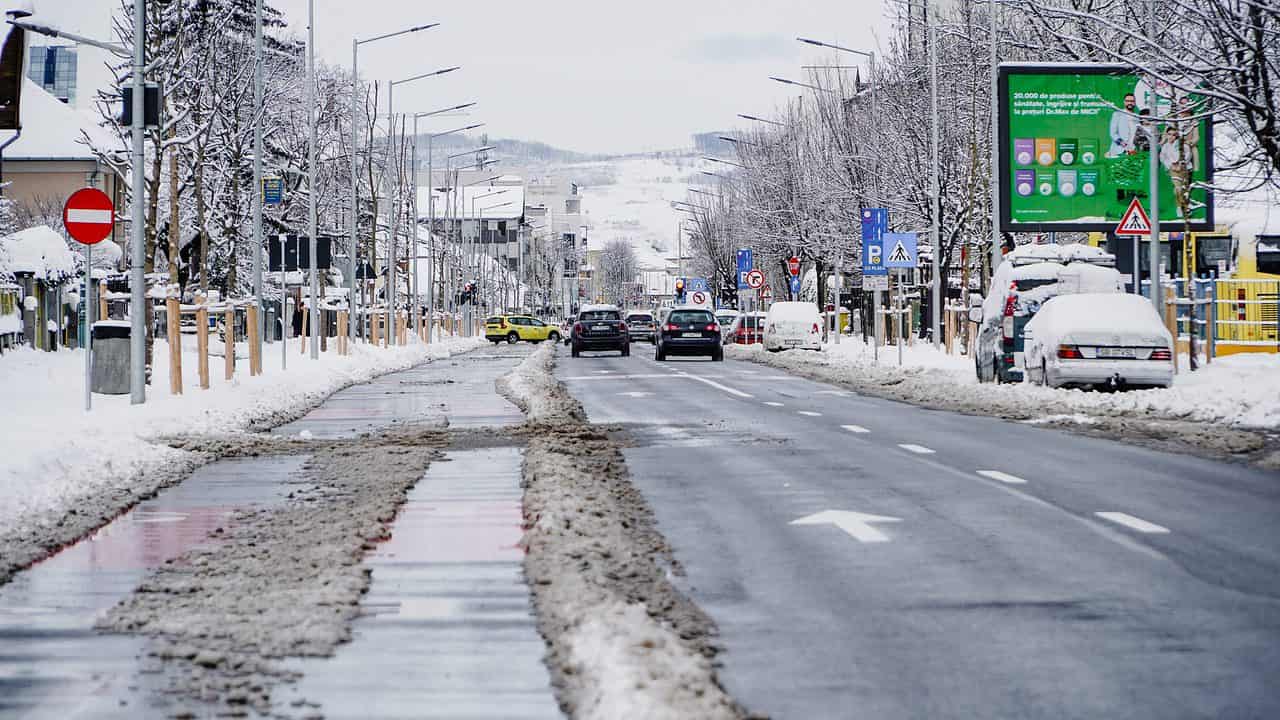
[484,315,562,344]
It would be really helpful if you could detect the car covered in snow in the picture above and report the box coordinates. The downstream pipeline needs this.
[1024,293,1173,389]
[762,301,822,352]
[971,244,1122,383]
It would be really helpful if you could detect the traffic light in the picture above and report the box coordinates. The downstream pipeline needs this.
[674,278,686,303]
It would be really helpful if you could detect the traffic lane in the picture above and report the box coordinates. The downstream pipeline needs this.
[557,351,1280,718]
[677,355,1280,600]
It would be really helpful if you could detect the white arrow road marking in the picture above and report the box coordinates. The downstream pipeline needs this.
[798,410,822,417]
[1095,512,1169,534]
[791,510,903,543]
[977,470,1026,485]
[898,444,935,455]
[841,424,870,434]
[763,401,784,407]
[617,391,653,398]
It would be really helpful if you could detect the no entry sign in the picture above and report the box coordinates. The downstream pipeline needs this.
[787,256,801,276]
[63,188,115,245]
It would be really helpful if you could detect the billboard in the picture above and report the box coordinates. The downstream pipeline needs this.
[998,64,1213,233]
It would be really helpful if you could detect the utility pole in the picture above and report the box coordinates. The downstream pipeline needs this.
[129,0,146,403]
[349,38,360,347]
[307,0,319,359]
[989,0,1001,280]
[929,0,941,349]
[253,0,264,352]
[1147,0,1162,316]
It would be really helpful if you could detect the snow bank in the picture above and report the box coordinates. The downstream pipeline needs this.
[0,336,485,546]
[728,338,1280,430]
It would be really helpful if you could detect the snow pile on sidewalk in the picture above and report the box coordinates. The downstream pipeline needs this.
[728,338,1280,430]
[500,345,744,720]
[0,336,485,564]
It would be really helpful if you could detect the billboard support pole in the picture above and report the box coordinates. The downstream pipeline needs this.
[1147,0,1162,316]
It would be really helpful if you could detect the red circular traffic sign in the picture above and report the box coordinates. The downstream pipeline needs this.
[745,268,765,289]
[787,256,801,276]
[63,188,115,245]
[691,291,707,305]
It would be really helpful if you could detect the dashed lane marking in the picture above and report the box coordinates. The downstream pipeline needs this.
[898,444,935,455]
[798,411,822,417]
[841,424,870,434]
[674,372,754,399]
[763,401,785,407]
[1095,512,1170,534]
[976,470,1027,485]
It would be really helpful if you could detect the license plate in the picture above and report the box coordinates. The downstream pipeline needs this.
[593,324,609,331]
[1097,347,1136,358]
[681,332,701,338]
[785,339,802,346]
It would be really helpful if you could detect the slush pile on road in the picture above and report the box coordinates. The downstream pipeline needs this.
[94,428,449,717]
[500,344,748,720]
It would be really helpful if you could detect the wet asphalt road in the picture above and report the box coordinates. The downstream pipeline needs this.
[557,346,1280,720]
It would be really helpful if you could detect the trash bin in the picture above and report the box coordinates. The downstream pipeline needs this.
[265,307,277,342]
[91,320,131,395]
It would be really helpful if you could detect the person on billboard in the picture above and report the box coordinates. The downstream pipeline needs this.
[1107,92,1140,157]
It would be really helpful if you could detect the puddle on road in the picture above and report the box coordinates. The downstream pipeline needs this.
[0,455,306,720]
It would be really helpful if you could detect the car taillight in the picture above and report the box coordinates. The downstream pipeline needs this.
[1002,316,1014,339]
[735,328,745,338]
[619,322,627,333]
[573,322,583,334]
[706,323,719,332]
[1057,344,1083,359]
[666,323,680,332]
[1150,348,1172,361]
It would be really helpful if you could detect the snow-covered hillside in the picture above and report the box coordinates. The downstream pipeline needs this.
[571,152,713,270]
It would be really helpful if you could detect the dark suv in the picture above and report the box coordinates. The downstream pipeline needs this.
[571,305,630,357]
[655,307,723,361]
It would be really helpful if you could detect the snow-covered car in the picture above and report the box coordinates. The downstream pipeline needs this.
[971,244,1123,384]
[1024,293,1173,390]
[762,301,822,351]
[715,310,740,343]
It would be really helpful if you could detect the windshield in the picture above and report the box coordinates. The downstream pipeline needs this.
[669,310,714,324]
[580,310,620,321]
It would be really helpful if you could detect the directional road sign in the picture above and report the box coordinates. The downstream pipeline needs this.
[883,232,918,269]
[789,274,802,296]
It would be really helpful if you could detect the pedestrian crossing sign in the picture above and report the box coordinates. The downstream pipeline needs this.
[1114,197,1152,236]
[882,232,918,269]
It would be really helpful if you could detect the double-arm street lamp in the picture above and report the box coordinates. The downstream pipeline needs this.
[349,23,438,347]
[382,66,460,346]
[412,110,479,338]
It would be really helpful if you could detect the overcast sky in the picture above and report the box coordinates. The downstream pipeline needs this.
[268,0,891,155]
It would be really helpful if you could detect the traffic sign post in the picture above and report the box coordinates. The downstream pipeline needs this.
[1115,198,1152,294]
[862,209,888,363]
[881,232,918,367]
[63,188,115,412]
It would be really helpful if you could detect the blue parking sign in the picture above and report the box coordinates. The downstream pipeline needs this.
[861,208,887,277]
[736,248,753,290]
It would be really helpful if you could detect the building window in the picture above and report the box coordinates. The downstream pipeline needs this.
[28,45,77,105]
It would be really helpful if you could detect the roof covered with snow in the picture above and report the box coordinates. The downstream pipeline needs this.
[0,225,78,282]
[1,79,123,161]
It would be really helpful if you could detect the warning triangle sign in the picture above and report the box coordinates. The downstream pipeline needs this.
[1115,198,1152,236]
[887,240,912,264]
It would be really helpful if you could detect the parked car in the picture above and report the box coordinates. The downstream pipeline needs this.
[726,311,767,345]
[625,311,657,343]
[484,315,562,344]
[971,244,1122,383]
[571,304,629,357]
[655,306,723,361]
[715,310,740,343]
[762,301,822,351]
[1024,293,1173,389]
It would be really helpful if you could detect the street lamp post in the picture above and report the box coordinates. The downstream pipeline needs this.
[349,23,438,348]
[414,114,480,339]
[384,66,460,346]
[472,189,511,315]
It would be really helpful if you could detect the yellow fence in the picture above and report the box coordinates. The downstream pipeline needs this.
[1212,278,1279,355]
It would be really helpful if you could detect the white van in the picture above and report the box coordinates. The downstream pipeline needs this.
[762,301,822,351]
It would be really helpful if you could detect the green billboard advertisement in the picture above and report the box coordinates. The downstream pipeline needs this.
[998,64,1214,233]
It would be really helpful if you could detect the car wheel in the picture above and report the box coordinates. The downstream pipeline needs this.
[712,348,724,362]
[655,346,665,361]
[507,332,519,344]
[548,331,560,343]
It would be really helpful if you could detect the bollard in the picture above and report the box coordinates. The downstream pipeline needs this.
[197,305,210,389]
[167,297,183,395]
[247,305,261,376]
[225,307,236,380]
